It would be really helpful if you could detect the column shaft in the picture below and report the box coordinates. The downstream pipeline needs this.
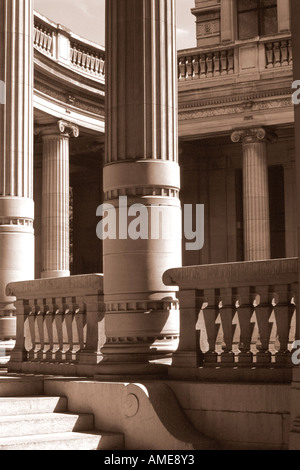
[231,128,273,262]
[243,140,270,261]
[40,121,78,279]
[0,0,34,362]
[99,0,181,376]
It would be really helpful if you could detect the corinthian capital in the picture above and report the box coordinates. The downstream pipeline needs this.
[231,127,277,145]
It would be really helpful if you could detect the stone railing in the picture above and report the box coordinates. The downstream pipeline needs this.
[33,12,105,82]
[178,34,292,82]
[70,41,105,78]
[7,274,105,377]
[178,48,234,80]
[163,258,298,382]
[264,38,293,68]
[34,20,53,56]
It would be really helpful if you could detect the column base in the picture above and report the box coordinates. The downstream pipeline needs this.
[41,270,70,279]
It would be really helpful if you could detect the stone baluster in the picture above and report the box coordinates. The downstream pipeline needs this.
[206,53,213,77]
[220,50,228,75]
[272,284,294,364]
[186,56,193,79]
[64,297,75,361]
[202,289,219,363]
[213,51,221,77]
[236,286,254,364]
[27,302,36,361]
[266,43,274,68]
[253,286,272,364]
[74,296,86,359]
[44,299,54,361]
[178,57,186,80]
[8,300,26,365]
[288,39,293,64]
[54,298,65,361]
[36,300,46,361]
[218,288,235,363]
[170,290,203,368]
[193,55,200,78]
[281,40,289,66]
[78,294,105,365]
[273,41,281,67]
[227,50,234,73]
[200,54,206,78]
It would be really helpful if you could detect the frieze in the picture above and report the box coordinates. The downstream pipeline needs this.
[178,97,292,121]
[34,82,104,116]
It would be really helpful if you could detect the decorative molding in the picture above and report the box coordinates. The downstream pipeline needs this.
[197,19,220,37]
[104,187,180,201]
[34,82,104,116]
[105,300,179,314]
[0,218,33,227]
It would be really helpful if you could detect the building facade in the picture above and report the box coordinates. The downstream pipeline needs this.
[0,0,300,450]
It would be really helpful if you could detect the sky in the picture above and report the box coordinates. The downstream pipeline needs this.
[34,0,196,50]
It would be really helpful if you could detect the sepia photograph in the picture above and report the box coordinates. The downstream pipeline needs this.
[0,0,299,455]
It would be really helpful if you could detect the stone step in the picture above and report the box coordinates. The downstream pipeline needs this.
[0,431,125,451]
[0,396,67,415]
[0,412,94,438]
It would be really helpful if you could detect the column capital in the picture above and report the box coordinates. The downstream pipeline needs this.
[231,127,277,145]
[36,120,80,139]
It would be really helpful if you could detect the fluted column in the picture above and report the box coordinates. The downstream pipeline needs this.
[98,0,181,377]
[40,121,79,279]
[231,128,275,261]
[0,0,34,363]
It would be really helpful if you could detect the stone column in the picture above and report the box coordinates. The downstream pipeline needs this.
[40,121,79,279]
[0,0,35,363]
[277,0,291,32]
[283,159,297,258]
[231,128,274,261]
[98,0,181,377]
[221,0,235,43]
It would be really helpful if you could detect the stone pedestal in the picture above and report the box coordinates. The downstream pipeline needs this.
[0,0,35,362]
[97,0,181,377]
[40,121,79,279]
[231,128,274,262]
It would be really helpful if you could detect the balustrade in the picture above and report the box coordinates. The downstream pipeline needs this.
[265,39,293,68]
[7,274,105,376]
[34,21,53,56]
[163,259,298,381]
[178,48,234,80]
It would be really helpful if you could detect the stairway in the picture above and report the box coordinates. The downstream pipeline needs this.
[0,396,124,450]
